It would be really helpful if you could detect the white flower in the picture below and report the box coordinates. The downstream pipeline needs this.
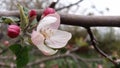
[31,13,72,55]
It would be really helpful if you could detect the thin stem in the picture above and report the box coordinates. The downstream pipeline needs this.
[69,54,81,68]
[56,0,83,11]
[85,27,118,66]
[0,48,8,55]
[49,0,59,8]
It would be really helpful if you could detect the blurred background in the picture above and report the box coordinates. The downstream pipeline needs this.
[0,0,120,68]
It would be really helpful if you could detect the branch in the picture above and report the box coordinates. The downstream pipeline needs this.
[0,54,102,67]
[85,27,118,66]
[69,54,81,68]
[56,0,83,11]
[27,53,90,67]
[1,10,120,27]
[0,62,15,68]
[27,54,69,66]
[49,0,59,8]
[0,48,8,55]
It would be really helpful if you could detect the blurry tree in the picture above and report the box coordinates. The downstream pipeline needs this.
[94,28,120,57]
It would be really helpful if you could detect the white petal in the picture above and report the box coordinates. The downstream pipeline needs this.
[37,16,57,31]
[31,31,58,55]
[47,13,60,29]
[45,29,72,49]
[36,44,58,56]
[31,31,44,45]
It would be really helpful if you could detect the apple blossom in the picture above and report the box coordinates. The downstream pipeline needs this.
[7,25,20,38]
[31,12,72,55]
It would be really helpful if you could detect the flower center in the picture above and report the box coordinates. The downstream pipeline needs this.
[40,28,53,39]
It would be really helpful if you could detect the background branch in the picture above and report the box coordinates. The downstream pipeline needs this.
[27,53,92,67]
[0,53,103,68]
[56,0,83,11]
[85,27,118,66]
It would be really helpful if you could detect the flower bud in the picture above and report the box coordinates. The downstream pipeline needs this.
[7,25,20,38]
[29,9,37,17]
[43,8,55,16]
[3,40,9,46]
[97,64,103,68]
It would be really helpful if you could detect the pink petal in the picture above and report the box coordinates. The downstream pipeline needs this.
[31,31,44,45]
[45,29,72,49]
[31,31,58,55]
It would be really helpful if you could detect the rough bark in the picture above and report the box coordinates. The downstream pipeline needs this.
[0,10,120,27]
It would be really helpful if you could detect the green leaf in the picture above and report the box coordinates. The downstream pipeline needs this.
[31,18,38,26]
[9,44,29,68]
[9,44,22,56]
[17,4,29,30]
[16,46,29,68]
[23,7,29,16]
[0,16,20,24]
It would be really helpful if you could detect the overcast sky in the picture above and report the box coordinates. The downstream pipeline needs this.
[58,0,120,16]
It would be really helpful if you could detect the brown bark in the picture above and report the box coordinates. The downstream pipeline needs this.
[0,10,120,27]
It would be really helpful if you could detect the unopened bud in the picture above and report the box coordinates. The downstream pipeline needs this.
[3,40,9,46]
[7,25,20,38]
[43,8,55,16]
[29,9,37,17]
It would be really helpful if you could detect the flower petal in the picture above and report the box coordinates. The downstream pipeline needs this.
[36,44,58,56]
[31,31,44,45]
[31,31,58,55]
[45,29,72,49]
[37,16,57,31]
[47,13,60,29]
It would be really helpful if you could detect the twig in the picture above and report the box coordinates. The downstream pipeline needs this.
[0,48,8,55]
[70,47,80,52]
[27,53,93,67]
[65,47,80,54]
[69,54,81,68]
[85,27,118,66]
[56,0,83,11]
[73,53,90,68]
[0,62,15,68]
[0,56,15,60]
[64,57,71,68]
[0,54,102,67]
[49,0,59,8]
[27,54,69,67]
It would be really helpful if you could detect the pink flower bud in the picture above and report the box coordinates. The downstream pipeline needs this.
[7,25,20,38]
[3,40,9,46]
[97,64,103,68]
[29,9,37,17]
[43,8,55,16]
